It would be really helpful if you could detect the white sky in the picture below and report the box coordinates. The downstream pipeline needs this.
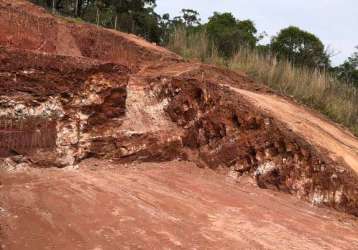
[155,0,358,66]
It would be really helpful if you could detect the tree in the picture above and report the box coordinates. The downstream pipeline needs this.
[94,0,161,42]
[32,0,162,43]
[181,9,200,27]
[271,26,329,68]
[335,47,358,86]
[206,12,258,58]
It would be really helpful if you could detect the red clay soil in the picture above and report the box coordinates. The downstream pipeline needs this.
[0,0,181,71]
[229,87,358,172]
[1,0,358,249]
[1,161,358,250]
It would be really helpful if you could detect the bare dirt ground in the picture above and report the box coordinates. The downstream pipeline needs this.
[1,161,358,250]
[1,0,358,249]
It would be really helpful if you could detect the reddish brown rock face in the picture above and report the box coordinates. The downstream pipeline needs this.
[0,48,130,166]
[0,117,57,157]
[143,72,358,216]
[4,49,353,214]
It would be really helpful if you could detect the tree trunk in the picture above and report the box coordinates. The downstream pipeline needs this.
[78,0,83,17]
[96,8,100,26]
[114,15,118,30]
[52,0,55,13]
[74,0,79,17]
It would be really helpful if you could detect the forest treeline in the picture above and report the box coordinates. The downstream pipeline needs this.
[31,0,357,86]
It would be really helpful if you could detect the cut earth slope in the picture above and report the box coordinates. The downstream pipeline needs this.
[0,1,358,249]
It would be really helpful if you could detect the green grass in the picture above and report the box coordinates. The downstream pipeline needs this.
[166,28,358,136]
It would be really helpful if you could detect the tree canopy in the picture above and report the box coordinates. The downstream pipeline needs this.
[181,9,201,27]
[334,47,358,86]
[30,1,358,87]
[31,0,162,42]
[271,26,329,68]
[206,12,258,58]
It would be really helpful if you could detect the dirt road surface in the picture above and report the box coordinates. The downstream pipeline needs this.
[1,161,358,250]
[226,87,358,173]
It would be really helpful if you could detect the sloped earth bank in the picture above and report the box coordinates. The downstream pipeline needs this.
[0,0,181,71]
[1,47,358,216]
[1,161,358,250]
[0,0,358,248]
[138,62,358,215]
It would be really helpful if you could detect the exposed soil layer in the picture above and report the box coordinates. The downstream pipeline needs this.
[1,161,358,250]
[2,45,357,215]
[230,87,358,172]
[1,0,358,247]
[0,0,181,71]
[0,47,130,166]
[135,63,358,216]
[0,116,57,157]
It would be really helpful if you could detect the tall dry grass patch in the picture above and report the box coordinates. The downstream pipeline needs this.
[166,28,358,136]
[167,26,224,65]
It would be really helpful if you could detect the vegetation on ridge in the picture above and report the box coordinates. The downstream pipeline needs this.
[167,27,358,136]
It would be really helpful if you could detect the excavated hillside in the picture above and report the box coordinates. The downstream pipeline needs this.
[1,1,358,249]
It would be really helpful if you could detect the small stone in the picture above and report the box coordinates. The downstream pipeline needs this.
[255,151,265,162]
[254,161,277,176]
[228,170,239,179]
[264,147,278,158]
[231,162,246,172]
[293,153,303,162]
[264,118,271,127]
[300,148,311,159]
[286,143,296,152]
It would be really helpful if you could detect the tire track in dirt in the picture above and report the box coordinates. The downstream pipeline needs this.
[226,86,358,172]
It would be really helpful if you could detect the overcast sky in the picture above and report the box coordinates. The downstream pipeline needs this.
[155,0,357,66]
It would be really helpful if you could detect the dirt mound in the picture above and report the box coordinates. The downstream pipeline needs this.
[0,0,181,71]
[1,0,358,247]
